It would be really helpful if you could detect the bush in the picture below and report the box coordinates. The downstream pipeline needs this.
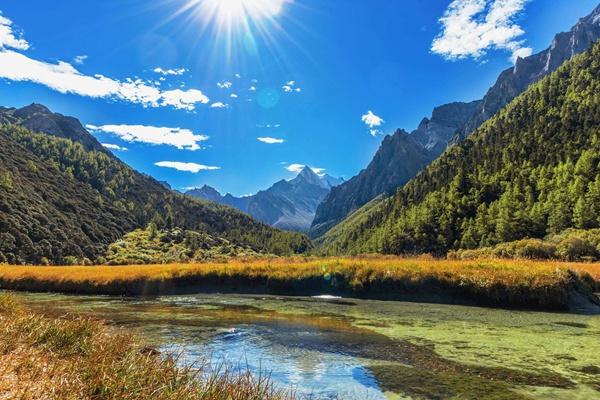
[62,256,80,266]
[556,237,598,261]
[513,239,557,260]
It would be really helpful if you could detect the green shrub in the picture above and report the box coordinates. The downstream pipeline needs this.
[62,256,80,266]
[0,170,13,190]
[513,239,557,260]
[556,237,598,261]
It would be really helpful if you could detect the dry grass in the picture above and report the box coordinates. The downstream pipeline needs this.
[0,256,598,309]
[0,294,295,400]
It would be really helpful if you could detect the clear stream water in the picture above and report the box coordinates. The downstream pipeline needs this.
[15,292,600,400]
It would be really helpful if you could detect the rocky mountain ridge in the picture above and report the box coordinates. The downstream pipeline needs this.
[310,3,600,238]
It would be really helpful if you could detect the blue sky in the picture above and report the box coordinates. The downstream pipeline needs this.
[0,0,597,195]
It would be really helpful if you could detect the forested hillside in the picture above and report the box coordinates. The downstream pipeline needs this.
[310,4,600,239]
[318,41,600,256]
[0,122,310,265]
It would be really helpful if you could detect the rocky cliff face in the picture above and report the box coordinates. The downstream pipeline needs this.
[310,101,481,238]
[310,4,600,238]
[454,3,600,142]
[186,167,343,232]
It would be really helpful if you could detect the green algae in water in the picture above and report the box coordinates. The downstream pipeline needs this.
[372,364,533,400]
[10,292,600,399]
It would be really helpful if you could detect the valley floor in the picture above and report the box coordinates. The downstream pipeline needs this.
[1,257,599,312]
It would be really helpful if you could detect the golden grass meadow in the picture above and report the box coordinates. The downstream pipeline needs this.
[1,256,599,310]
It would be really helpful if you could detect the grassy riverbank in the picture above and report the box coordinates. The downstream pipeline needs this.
[1,257,599,311]
[0,294,294,400]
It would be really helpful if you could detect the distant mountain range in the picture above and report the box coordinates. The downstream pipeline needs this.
[0,105,310,265]
[310,3,600,238]
[187,167,343,232]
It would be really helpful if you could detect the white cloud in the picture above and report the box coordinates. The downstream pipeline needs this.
[230,93,238,98]
[153,67,186,76]
[362,110,384,128]
[210,102,228,108]
[73,55,88,65]
[249,86,257,91]
[0,51,209,110]
[217,81,232,89]
[0,13,208,110]
[257,137,285,144]
[511,46,533,62]
[235,73,241,78]
[285,163,325,176]
[155,161,220,173]
[0,13,29,50]
[87,124,209,151]
[431,0,532,62]
[282,80,302,93]
[160,89,209,110]
[101,143,128,151]
[362,111,385,137]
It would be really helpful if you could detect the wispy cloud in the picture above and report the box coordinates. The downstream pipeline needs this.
[230,93,238,98]
[282,80,302,93]
[73,55,88,65]
[257,137,285,144]
[285,163,325,176]
[155,161,220,173]
[431,0,532,62]
[0,13,209,110]
[101,143,128,151]
[361,110,384,136]
[0,13,29,50]
[210,102,228,108]
[217,81,232,89]
[87,124,209,151]
[153,67,186,76]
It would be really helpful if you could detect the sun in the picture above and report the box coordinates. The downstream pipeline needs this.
[193,0,288,30]
[170,0,293,64]
[204,0,285,22]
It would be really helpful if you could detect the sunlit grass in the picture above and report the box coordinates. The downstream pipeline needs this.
[0,256,598,310]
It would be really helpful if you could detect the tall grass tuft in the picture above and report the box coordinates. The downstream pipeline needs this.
[0,294,296,400]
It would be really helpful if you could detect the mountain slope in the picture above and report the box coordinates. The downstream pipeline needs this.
[187,167,343,232]
[454,3,600,142]
[317,41,600,255]
[0,107,311,265]
[0,104,107,153]
[310,4,600,238]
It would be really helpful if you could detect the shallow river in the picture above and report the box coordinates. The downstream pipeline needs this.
[15,292,600,399]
